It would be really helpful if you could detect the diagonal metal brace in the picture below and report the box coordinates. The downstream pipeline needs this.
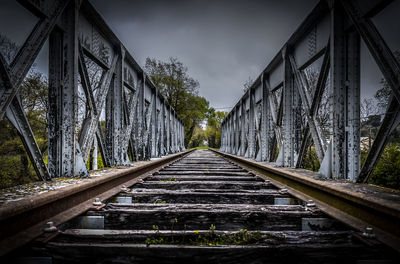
[79,53,119,162]
[0,0,70,120]
[341,0,400,104]
[289,54,326,162]
[6,97,51,181]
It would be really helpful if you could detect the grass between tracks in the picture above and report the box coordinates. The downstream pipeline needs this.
[145,224,285,247]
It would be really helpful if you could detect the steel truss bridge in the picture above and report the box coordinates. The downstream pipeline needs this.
[220,0,400,184]
[0,0,185,180]
[0,0,400,260]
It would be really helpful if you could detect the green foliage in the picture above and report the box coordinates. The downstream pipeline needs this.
[301,145,320,172]
[86,148,105,170]
[145,57,210,146]
[188,126,206,148]
[145,225,283,247]
[205,110,227,148]
[181,95,209,147]
[0,71,47,189]
[0,155,38,188]
[369,143,400,190]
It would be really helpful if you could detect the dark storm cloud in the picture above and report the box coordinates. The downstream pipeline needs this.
[89,0,318,109]
[1,0,399,109]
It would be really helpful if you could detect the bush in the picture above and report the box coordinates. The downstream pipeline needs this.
[369,143,400,190]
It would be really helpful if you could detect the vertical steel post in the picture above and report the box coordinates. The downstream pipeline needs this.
[231,110,234,153]
[114,47,124,164]
[229,115,233,153]
[232,111,236,153]
[160,102,165,155]
[175,114,179,151]
[48,0,87,177]
[225,115,230,153]
[248,89,255,158]
[92,136,98,170]
[138,73,145,159]
[261,74,270,161]
[170,110,174,153]
[330,1,347,179]
[181,121,185,150]
[346,30,361,181]
[173,112,177,152]
[106,48,124,165]
[229,113,233,152]
[282,48,295,167]
[150,91,157,157]
[166,105,171,153]
[219,120,225,152]
[240,100,246,156]
[180,120,184,150]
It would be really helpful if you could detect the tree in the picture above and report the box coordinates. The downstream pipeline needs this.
[145,57,199,112]
[374,50,400,113]
[361,49,400,189]
[369,143,400,189]
[205,109,227,148]
[189,126,207,148]
[360,98,379,149]
[145,57,209,146]
[0,34,18,64]
[0,35,50,188]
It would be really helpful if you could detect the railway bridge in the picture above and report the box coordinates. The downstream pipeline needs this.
[0,0,399,262]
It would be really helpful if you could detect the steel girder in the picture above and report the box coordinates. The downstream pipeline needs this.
[247,89,255,158]
[48,2,87,178]
[1,0,184,179]
[260,74,271,162]
[221,0,395,182]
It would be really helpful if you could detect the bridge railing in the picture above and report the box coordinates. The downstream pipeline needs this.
[221,0,400,182]
[0,0,185,179]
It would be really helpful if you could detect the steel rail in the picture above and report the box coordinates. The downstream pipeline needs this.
[0,150,194,256]
[212,149,400,251]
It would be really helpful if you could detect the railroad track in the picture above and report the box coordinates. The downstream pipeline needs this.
[4,149,399,263]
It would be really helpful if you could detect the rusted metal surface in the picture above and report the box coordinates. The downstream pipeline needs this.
[0,150,193,256]
[213,149,400,251]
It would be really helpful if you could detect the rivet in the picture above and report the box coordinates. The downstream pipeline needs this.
[306,199,316,207]
[362,227,375,238]
[43,221,58,232]
[279,188,288,194]
[93,198,103,206]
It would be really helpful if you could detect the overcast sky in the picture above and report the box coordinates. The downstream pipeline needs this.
[1,0,399,110]
[89,0,319,110]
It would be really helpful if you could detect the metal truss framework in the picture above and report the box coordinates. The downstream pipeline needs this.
[221,0,400,182]
[0,0,185,179]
